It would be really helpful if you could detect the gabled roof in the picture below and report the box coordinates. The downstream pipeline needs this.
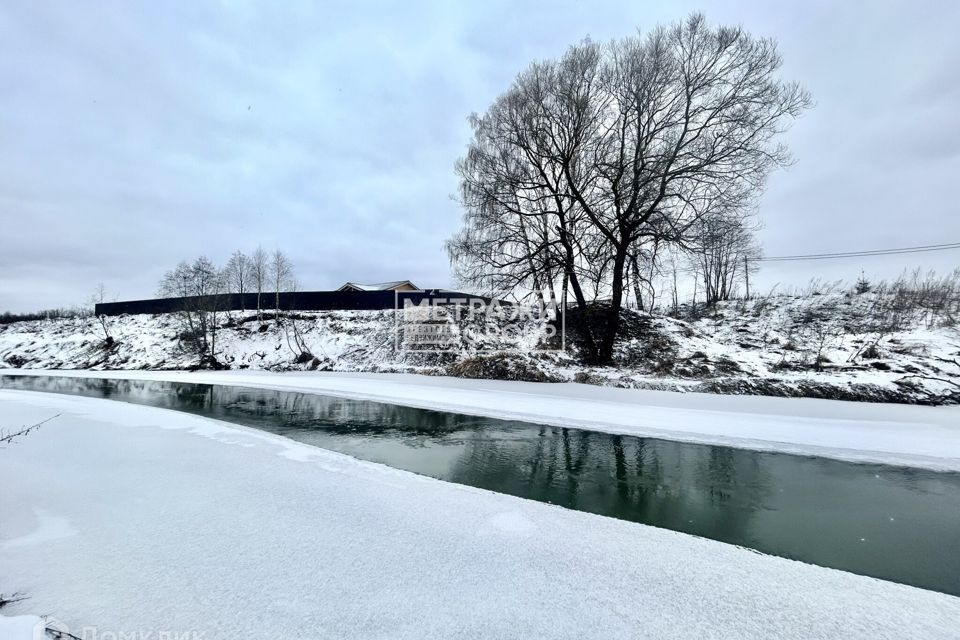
[336,280,420,292]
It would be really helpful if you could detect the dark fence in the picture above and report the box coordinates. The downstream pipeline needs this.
[94,290,488,317]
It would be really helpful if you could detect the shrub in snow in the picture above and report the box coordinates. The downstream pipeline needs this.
[4,355,26,368]
[861,343,882,360]
[448,353,559,383]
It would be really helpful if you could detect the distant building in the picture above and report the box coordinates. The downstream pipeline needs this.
[335,280,420,293]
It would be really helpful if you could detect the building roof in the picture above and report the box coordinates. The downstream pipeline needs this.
[335,280,420,292]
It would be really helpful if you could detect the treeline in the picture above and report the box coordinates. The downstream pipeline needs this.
[158,248,295,311]
[446,14,810,363]
[0,284,117,325]
[0,308,89,325]
[157,248,296,363]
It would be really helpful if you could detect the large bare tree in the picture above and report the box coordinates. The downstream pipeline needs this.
[449,14,810,362]
[158,256,225,361]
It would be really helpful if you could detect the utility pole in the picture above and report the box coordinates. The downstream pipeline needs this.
[744,256,751,299]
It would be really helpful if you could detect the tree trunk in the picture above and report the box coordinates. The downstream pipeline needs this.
[630,256,645,312]
[598,247,628,363]
[557,224,598,361]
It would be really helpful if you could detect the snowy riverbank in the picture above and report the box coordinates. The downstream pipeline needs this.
[4,369,960,471]
[2,290,959,405]
[2,391,958,639]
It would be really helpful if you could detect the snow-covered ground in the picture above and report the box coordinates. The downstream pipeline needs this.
[2,390,958,639]
[5,368,960,471]
[1,290,958,404]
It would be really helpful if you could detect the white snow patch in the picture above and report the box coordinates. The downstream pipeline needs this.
[477,510,539,538]
[0,508,76,550]
[0,614,42,640]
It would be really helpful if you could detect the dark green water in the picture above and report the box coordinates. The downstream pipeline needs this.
[3,374,959,596]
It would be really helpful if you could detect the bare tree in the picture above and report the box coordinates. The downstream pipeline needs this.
[666,253,681,316]
[191,256,219,347]
[688,212,762,305]
[224,250,251,311]
[158,256,224,363]
[281,280,314,364]
[158,260,198,337]
[270,249,294,324]
[88,282,114,346]
[89,282,108,309]
[627,236,666,313]
[800,308,844,372]
[449,14,810,363]
[250,246,269,321]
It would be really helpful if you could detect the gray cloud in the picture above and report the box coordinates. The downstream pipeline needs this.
[2,0,959,311]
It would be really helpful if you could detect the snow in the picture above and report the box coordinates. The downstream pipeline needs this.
[0,508,76,550]
[1,390,958,639]
[5,368,960,471]
[0,614,42,640]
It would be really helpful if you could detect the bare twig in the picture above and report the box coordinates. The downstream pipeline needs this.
[0,414,59,445]
[45,623,83,640]
[0,591,29,609]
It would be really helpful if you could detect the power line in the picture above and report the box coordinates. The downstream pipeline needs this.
[758,241,960,262]
[625,240,960,279]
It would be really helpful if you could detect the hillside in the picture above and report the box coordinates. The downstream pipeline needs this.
[1,290,958,404]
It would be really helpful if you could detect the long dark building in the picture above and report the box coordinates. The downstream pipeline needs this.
[94,286,486,317]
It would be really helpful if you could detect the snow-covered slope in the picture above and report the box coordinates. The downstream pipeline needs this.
[1,291,958,403]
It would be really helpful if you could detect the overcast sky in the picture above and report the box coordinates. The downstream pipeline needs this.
[2,0,959,312]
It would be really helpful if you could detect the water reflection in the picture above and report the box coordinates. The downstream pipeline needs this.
[3,374,959,596]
